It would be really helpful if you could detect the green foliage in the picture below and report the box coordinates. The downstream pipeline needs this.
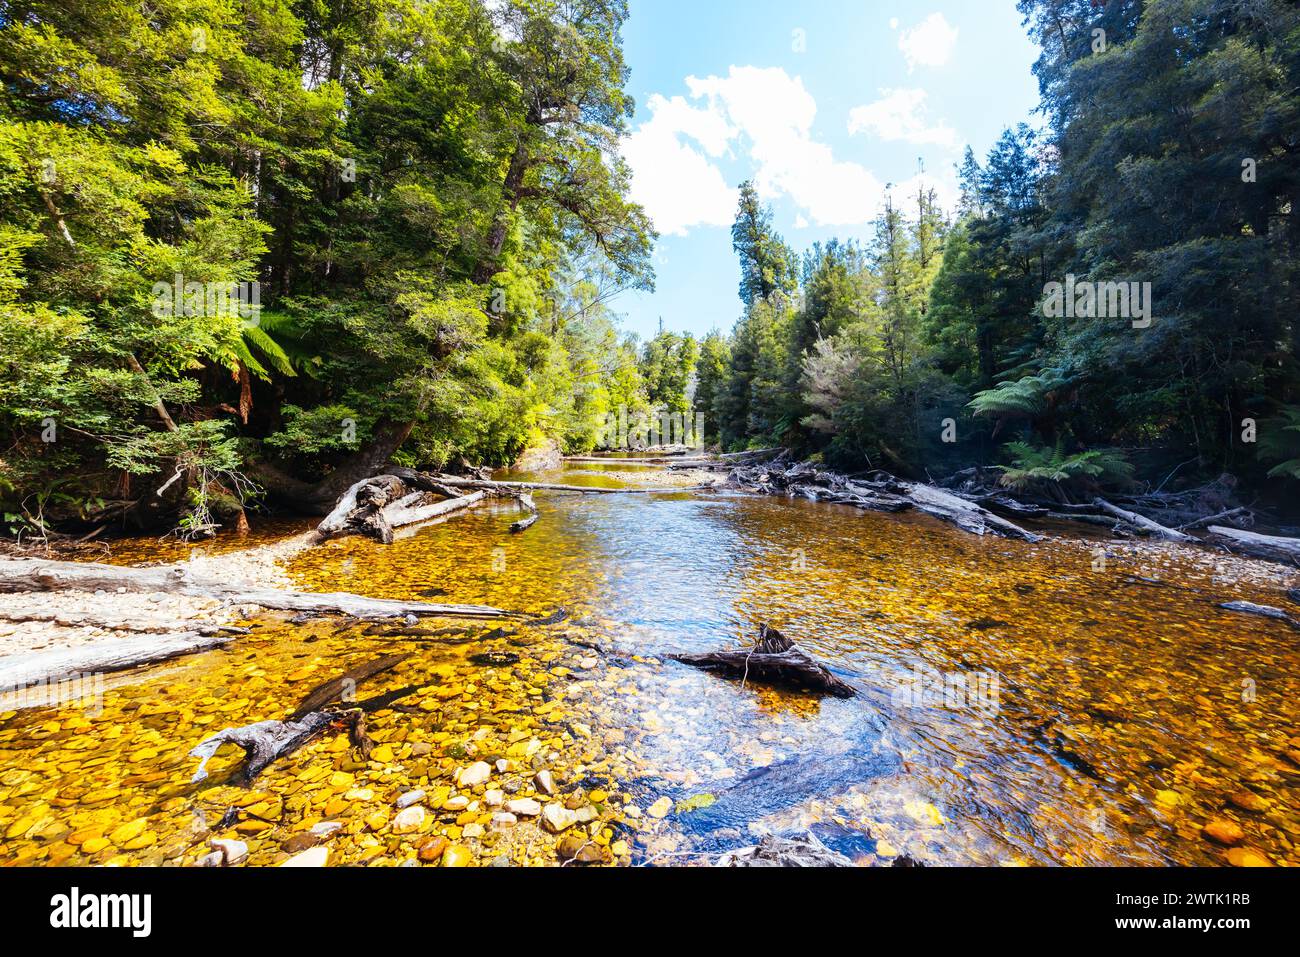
[0,0,657,528]
[1260,406,1300,480]
[996,441,1133,493]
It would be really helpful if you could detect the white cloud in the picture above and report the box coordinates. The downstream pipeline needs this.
[625,66,961,234]
[622,93,737,236]
[847,88,960,150]
[685,66,887,226]
[898,13,958,71]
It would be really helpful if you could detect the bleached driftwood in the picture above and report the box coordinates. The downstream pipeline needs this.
[1206,526,1300,565]
[0,558,508,620]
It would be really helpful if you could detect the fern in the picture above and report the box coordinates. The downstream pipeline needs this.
[1260,405,1300,480]
[968,367,1074,419]
[996,441,1133,492]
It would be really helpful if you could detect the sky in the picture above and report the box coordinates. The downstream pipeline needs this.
[613,0,1043,340]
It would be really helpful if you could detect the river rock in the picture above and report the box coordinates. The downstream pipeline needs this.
[393,805,426,833]
[418,836,448,863]
[441,844,472,867]
[534,770,556,795]
[310,821,344,838]
[196,851,224,867]
[395,789,426,809]
[458,762,491,787]
[647,797,673,819]
[542,802,578,833]
[281,846,329,867]
[491,812,517,829]
[1202,819,1245,846]
[505,798,541,817]
[556,833,608,864]
[717,833,852,867]
[1228,791,1270,813]
[1225,846,1273,867]
[209,838,248,866]
[484,789,505,807]
[282,832,321,854]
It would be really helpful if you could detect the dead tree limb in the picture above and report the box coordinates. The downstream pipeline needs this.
[1206,526,1300,566]
[671,624,857,698]
[1091,498,1196,543]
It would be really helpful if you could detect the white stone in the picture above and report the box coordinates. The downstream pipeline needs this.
[281,846,329,867]
[457,761,491,787]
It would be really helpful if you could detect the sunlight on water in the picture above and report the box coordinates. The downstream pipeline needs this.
[1,469,1298,867]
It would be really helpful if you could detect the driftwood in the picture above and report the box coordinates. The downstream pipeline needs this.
[314,472,487,544]
[190,654,410,783]
[716,833,853,868]
[0,631,238,691]
[427,475,710,495]
[671,624,857,698]
[0,558,508,620]
[726,462,1040,542]
[1206,526,1300,566]
[509,492,539,533]
[1092,498,1195,543]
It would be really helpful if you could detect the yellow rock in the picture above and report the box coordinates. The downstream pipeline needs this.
[365,811,390,831]
[81,837,110,854]
[441,845,472,867]
[1154,790,1181,808]
[108,818,147,846]
[1225,847,1272,867]
[371,744,395,763]
[123,831,156,850]
[589,790,609,803]
[329,771,355,789]
[66,826,104,846]
[1202,819,1245,846]
[647,797,672,819]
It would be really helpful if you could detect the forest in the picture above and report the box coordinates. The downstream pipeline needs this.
[1,0,1298,537]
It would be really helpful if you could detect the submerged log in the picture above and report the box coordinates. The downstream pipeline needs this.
[289,653,409,721]
[1218,601,1300,629]
[716,832,853,868]
[671,624,857,698]
[1206,526,1300,566]
[0,558,509,620]
[509,492,539,533]
[191,654,413,783]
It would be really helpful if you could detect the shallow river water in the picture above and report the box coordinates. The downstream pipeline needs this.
[2,463,1298,867]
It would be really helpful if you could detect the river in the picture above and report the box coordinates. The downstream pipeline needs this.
[1,461,1297,867]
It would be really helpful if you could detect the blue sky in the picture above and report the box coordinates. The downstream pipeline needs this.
[613,0,1043,340]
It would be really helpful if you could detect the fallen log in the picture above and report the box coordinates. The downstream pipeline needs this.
[725,462,1040,542]
[509,491,539,533]
[189,651,425,783]
[0,558,509,620]
[1178,506,1251,531]
[1092,498,1196,543]
[289,653,409,721]
[671,624,857,698]
[1206,526,1300,566]
[314,471,487,545]
[428,475,710,495]
[0,631,236,692]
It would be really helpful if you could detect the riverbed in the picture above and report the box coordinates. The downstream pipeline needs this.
[1,462,1298,866]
